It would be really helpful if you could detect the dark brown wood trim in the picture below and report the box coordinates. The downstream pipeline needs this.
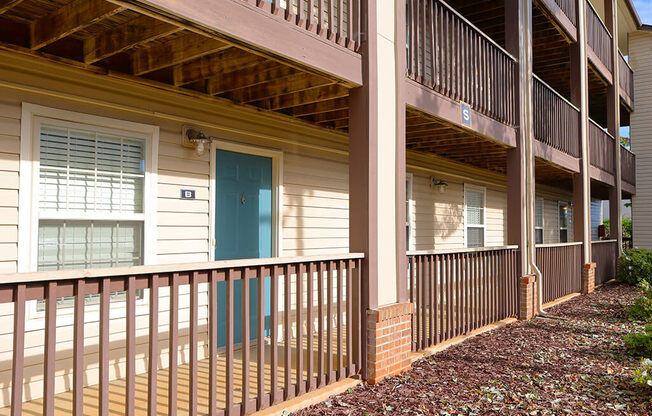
[589,166,616,186]
[405,79,517,148]
[110,0,363,85]
[622,180,635,196]
[533,140,580,172]
[587,48,613,85]
[536,0,577,42]
[620,90,634,111]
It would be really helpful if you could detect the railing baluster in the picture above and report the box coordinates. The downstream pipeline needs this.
[317,261,325,385]
[126,276,136,416]
[73,280,85,416]
[169,273,179,416]
[296,263,305,394]
[190,272,199,416]
[100,277,110,416]
[337,261,344,380]
[11,284,25,416]
[257,266,266,409]
[208,271,218,414]
[149,275,159,416]
[43,281,57,416]
[242,267,251,415]
[271,266,280,404]
[284,265,292,399]
[327,261,334,383]
[226,269,235,416]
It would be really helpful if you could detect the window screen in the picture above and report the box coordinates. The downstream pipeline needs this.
[465,187,485,248]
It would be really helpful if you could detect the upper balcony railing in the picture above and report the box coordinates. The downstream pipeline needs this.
[554,0,578,26]
[621,146,636,186]
[589,119,616,175]
[533,74,581,157]
[619,51,634,102]
[586,0,613,73]
[263,0,361,51]
[406,0,518,126]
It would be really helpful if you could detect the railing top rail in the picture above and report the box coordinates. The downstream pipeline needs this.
[535,242,583,248]
[407,245,519,256]
[437,0,517,63]
[585,0,613,39]
[0,253,366,285]
[619,49,634,72]
[589,118,615,140]
[621,144,635,156]
[533,73,580,112]
[591,239,618,244]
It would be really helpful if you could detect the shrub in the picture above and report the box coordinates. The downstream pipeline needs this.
[617,248,652,286]
[633,358,652,389]
[624,324,652,357]
[628,281,652,322]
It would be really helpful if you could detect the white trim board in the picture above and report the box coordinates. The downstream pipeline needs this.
[18,102,160,272]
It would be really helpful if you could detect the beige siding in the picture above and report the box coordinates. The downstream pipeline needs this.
[409,172,507,250]
[536,185,574,244]
[631,32,652,250]
[0,99,20,274]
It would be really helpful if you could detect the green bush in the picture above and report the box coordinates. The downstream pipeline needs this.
[633,358,652,388]
[603,218,633,239]
[617,248,652,286]
[624,324,652,357]
[628,281,652,322]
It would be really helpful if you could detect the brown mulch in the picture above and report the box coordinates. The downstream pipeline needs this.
[295,284,652,415]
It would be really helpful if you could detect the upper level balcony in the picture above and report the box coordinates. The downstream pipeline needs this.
[0,0,363,133]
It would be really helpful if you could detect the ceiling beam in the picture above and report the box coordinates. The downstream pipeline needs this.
[31,0,124,50]
[131,31,229,75]
[230,73,334,104]
[254,84,349,111]
[84,15,182,64]
[206,62,292,95]
[0,0,25,16]
[173,48,267,86]
[286,97,349,117]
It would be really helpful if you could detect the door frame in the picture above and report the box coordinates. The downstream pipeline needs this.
[209,140,284,261]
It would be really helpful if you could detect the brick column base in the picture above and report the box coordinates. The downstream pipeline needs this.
[365,302,413,383]
[519,275,537,320]
[582,263,596,294]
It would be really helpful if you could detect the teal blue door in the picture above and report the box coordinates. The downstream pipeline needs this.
[215,149,273,346]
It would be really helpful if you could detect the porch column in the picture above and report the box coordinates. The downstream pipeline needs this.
[349,0,412,383]
[570,0,592,266]
[605,0,623,254]
[505,0,528,279]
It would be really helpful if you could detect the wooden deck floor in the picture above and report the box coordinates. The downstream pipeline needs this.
[1,338,348,416]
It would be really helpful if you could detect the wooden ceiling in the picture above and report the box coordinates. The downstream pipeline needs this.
[406,107,511,174]
[0,0,353,132]
[535,157,575,191]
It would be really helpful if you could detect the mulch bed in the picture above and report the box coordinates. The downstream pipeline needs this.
[295,284,652,415]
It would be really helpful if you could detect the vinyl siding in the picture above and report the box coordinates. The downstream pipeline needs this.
[0,99,20,274]
[631,32,652,250]
[535,186,574,244]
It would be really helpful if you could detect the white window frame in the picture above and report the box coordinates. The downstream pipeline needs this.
[535,197,544,244]
[406,173,415,251]
[18,103,159,320]
[558,201,570,243]
[208,139,284,260]
[464,184,486,248]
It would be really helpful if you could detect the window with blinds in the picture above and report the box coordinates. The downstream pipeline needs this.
[36,123,146,309]
[535,197,544,244]
[559,202,570,243]
[465,186,485,248]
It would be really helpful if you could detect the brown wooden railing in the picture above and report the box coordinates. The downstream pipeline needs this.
[621,146,636,186]
[256,0,361,51]
[533,75,581,157]
[536,242,582,304]
[406,0,518,126]
[592,240,618,285]
[0,254,363,415]
[586,0,613,73]
[619,51,634,101]
[589,119,615,174]
[407,246,520,352]
[554,0,578,25]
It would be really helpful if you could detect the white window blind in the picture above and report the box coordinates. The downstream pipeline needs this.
[465,186,485,248]
[36,122,147,308]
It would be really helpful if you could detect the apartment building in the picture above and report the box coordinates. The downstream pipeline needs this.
[0,0,640,414]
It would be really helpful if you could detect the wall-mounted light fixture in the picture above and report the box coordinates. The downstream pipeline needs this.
[430,176,449,193]
[183,126,214,156]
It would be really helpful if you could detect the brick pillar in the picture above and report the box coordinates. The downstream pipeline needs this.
[519,275,536,320]
[582,263,596,294]
[365,302,413,383]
